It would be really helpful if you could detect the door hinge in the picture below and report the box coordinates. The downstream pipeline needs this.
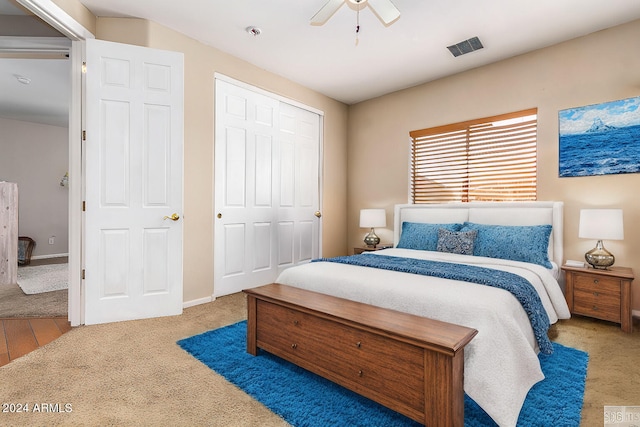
[82,130,86,141]
[82,201,86,211]
[82,269,85,280]
[82,62,87,74]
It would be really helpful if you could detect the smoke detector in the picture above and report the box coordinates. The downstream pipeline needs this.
[246,26,262,36]
[15,75,31,85]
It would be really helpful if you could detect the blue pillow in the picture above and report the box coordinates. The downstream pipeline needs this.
[436,228,477,255]
[397,222,463,251]
[460,222,553,268]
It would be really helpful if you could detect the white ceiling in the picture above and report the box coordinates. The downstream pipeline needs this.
[0,57,69,126]
[2,0,640,128]
[78,0,640,104]
[0,0,70,127]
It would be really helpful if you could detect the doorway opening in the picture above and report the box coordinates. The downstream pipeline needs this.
[0,9,72,317]
[0,0,93,326]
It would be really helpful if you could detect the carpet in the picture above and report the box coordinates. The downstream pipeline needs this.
[17,263,68,294]
[178,321,589,427]
[0,283,67,317]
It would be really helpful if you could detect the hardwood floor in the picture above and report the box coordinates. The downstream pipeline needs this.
[0,256,71,367]
[0,317,71,367]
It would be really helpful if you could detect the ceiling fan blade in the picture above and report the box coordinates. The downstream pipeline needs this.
[368,0,400,25]
[310,0,345,25]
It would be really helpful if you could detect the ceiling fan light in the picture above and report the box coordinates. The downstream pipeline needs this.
[311,0,399,26]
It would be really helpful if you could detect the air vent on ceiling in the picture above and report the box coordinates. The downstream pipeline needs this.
[447,36,484,57]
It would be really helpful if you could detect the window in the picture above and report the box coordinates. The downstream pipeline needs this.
[409,108,537,203]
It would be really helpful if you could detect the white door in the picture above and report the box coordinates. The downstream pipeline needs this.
[276,102,321,273]
[83,39,184,325]
[214,79,321,297]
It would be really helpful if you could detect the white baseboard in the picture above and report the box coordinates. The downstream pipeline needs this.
[183,295,215,309]
[31,253,69,260]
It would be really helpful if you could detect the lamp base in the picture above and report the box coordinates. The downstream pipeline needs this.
[585,240,615,270]
[364,228,380,248]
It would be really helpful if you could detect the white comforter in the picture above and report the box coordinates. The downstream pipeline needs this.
[275,248,571,427]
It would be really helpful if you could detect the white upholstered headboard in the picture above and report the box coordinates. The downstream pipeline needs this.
[393,202,564,267]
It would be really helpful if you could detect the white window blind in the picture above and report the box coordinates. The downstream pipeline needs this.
[409,108,538,203]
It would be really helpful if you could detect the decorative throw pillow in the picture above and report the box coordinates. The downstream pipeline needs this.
[436,228,477,255]
[460,222,553,268]
[397,222,463,251]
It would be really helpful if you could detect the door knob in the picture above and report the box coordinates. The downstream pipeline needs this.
[163,213,180,221]
[314,211,322,218]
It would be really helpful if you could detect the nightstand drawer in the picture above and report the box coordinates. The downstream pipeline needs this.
[573,273,621,296]
[573,289,620,322]
[562,264,634,332]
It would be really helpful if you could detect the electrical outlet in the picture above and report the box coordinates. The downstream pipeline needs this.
[49,236,55,245]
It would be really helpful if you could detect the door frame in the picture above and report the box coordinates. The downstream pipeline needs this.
[17,0,94,326]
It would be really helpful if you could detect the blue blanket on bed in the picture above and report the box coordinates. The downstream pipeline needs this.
[312,253,553,354]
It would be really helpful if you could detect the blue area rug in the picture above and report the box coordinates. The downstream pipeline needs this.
[178,321,588,427]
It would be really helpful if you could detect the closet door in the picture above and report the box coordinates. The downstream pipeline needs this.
[276,102,320,274]
[213,79,321,297]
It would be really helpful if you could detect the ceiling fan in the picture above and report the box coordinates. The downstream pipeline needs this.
[310,0,401,26]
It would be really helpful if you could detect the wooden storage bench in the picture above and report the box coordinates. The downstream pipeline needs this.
[244,283,478,427]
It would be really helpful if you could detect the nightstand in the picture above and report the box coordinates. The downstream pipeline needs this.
[354,245,392,255]
[562,264,634,332]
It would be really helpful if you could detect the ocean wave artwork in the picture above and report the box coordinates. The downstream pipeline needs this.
[559,96,640,177]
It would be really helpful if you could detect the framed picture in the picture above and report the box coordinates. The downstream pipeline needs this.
[559,96,640,177]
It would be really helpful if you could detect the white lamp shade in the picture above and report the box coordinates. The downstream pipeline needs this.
[359,209,386,228]
[578,209,624,240]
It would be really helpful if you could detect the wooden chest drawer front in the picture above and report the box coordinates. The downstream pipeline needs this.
[255,301,308,351]
[293,314,424,412]
[321,323,425,411]
[574,274,620,296]
[256,301,366,370]
[256,300,425,412]
[573,289,621,322]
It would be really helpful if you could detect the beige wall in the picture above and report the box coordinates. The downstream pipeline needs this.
[0,118,69,257]
[348,20,640,312]
[93,18,349,303]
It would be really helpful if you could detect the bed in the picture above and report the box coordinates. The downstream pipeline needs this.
[275,201,571,427]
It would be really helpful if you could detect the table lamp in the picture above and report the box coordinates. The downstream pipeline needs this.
[578,209,623,269]
[359,209,386,247]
